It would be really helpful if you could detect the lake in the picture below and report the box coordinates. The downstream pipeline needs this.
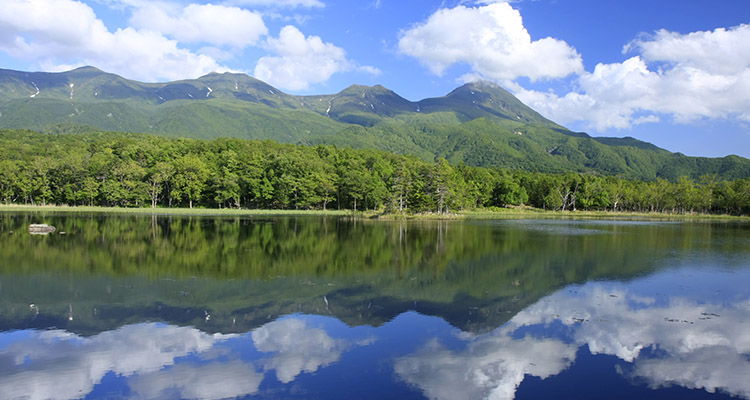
[1,213,749,399]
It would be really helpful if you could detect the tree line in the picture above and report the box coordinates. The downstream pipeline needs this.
[0,130,748,215]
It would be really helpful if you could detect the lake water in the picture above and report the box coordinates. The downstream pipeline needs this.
[1,213,749,400]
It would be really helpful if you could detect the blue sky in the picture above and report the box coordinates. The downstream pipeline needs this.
[0,0,748,158]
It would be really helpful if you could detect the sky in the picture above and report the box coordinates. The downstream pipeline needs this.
[0,0,749,158]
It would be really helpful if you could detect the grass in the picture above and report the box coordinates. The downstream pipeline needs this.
[461,208,750,222]
[0,204,351,217]
[372,206,750,221]
[0,204,747,222]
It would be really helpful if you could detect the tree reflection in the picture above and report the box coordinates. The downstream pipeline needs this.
[1,215,748,335]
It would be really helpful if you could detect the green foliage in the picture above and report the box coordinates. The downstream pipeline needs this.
[0,130,747,216]
[3,67,748,182]
[172,154,209,208]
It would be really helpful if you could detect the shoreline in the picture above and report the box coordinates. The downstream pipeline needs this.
[1,204,747,222]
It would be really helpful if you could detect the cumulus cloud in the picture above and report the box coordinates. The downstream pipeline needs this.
[128,361,264,399]
[399,2,750,132]
[514,24,750,131]
[397,2,583,82]
[395,335,576,400]
[130,3,267,48]
[251,317,371,383]
[0,316,377,399]
[507,284,750,398]
[631,347,750,397]
[254,25,378,91]
[628,26,750,76]
[396,277,750,400]
[0,323,233,400]
[0,0,227,81]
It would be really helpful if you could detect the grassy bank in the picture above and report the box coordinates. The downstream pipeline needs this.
[0,204,350,217]
[1,204,748,222]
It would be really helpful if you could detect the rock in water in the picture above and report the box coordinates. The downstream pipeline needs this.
[28,224,56,235]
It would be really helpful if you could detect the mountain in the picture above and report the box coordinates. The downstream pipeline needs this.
[0,66,748,180]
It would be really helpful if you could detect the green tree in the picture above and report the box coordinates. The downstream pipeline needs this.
[213,150,241,209]
[494,172,528,207]
[0,160,19,204]
[461,166,494,209]
[339,157,368,212]
[29,157,54,206]
[80,177,100,206]
[172,154,209,209]
[429,158,458,214]
[147,161,174,208]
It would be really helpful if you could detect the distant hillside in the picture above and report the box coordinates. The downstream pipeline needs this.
[0,66,748,180]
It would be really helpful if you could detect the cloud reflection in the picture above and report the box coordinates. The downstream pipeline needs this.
[252,317,370,383]
[397,284,750,400]
[395,335,575,400]
[128,361,264,400]
[0,316,372,399]
[0,323,232,400]
[507,287,750,398]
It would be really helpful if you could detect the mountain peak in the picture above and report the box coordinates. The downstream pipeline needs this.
[462,80,503,90]
[338,84,396,96]
[448,80,511,98]
[198,71,252,80]
[70,66,103,73]
[414,80,557,126]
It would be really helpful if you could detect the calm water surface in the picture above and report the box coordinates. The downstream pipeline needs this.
[0,213,749,399]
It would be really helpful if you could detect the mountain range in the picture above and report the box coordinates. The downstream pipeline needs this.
[1,66,748,180]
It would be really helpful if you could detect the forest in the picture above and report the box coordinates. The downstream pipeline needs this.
[0,129,748,215]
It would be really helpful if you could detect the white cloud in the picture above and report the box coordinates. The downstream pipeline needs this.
[0,317,376,400]
[0,0,227,82]
[130,3,267,48]
[514,24,750,131]
[251,317,366,383]
[0,0,372,89]
[0,323,233,400]
[631,347,750,397]
[507,284,750,398]
[396,276,750,400]
[629,26,750,76]
[358,65,383,76]
[227,0,324,7]
[395,335,576,400]
[397,3,583,82]
[254,25,378,91]
[398,3,750,133]
[128,361,264,399]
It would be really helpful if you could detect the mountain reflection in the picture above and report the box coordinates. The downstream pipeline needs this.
[5,215,744,336]
[395,272,750,400]
[2,214,749,399]
[2,276,748,400]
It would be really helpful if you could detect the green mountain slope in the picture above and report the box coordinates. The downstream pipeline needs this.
[0,66,748,180]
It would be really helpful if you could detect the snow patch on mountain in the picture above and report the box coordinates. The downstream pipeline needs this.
[30,82,40,98]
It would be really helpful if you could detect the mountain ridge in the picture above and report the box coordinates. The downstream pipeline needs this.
[0,66,748,181]
[0,66,563,124]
